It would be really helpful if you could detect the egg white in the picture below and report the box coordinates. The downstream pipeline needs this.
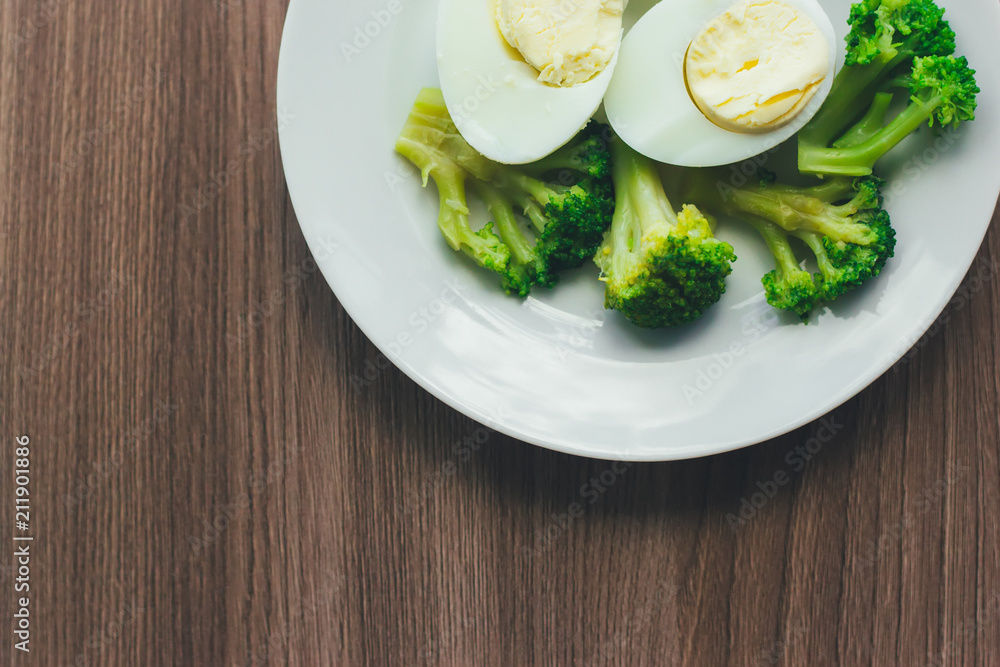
[604,0,837,167]
[437,0,621,165]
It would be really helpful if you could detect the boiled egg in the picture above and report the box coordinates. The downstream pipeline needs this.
[437,0,625,164]
[604,0,837,167]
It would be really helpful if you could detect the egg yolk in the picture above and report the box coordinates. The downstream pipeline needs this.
[495,0,625,87]
[684,0,829,133]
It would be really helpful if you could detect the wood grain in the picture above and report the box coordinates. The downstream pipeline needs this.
[1,1,999,665]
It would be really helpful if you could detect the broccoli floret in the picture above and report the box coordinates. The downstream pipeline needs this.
[473,181,542,296]
[683,170,896,318]
[522,122,613,181]
[801,0,955,151]
[793,209,895,302]
[799,54,978,176]
[456,157,615,290]
[394,100,512,281]
[595,139,736,328]
[845,0,955,68]
[395,89,615,296]
[745,217,820,318]
[701,174,885,244]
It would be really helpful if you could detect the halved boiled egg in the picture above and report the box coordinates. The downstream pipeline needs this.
[437,0,625,165]
[605,0,837,167]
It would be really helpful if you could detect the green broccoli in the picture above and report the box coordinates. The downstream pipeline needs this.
[395,88,615,296]
[521,122,613,181]
[845,0,956,69]
[683,170,896,318]
[595,139,736,329]
[799,0,956,159]
[742,217,820,318]
[799,54,979,176]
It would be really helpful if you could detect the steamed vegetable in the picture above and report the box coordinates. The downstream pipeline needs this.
[395,88,615,296]
[798,0,978,176]
[595,139,736,328]
[683,169,896,318]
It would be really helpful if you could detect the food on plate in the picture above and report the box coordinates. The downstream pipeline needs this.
[685,0,830,133]
[798,54,978,176]
[437,0,624,164]
[395,88,615,297]
[682,169,896,318]
[604,0,836,167]
[798,0,978,174]
[594,138,737,328]
[396,0,982,329]
[798,0,960,173]
[496,0,625,87]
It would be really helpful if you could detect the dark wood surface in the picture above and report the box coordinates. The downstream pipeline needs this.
[2,1,999,665]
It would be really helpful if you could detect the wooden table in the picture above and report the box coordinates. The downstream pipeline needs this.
[2,1,999,665]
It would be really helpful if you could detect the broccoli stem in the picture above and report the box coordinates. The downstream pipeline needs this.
[612,138,675,233]
[475,182,538,294]
[604,160,641,273]
[522,143,590,178]
[598,140,737,327]
[833,92,895,148]
[799,27,927,149]
[744,216,803,279]
[795,230,837,281]
[406,90,455,133]
[798,94,942,175]
[476,183,534,267]
[798,57,892,148]
[514,173,558,207]
[395,131,508,271]
[711,182,875,245]
[395,89,573,232]
[754,178,857,204]
[436,139,565,224]
[395,139,463,246]
[519,200,549,233]
[397,87,617,297]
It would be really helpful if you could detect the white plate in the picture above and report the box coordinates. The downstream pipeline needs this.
[277,0,1000,461]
